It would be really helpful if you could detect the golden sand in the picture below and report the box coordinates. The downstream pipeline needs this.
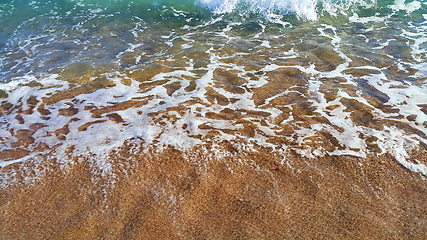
[1,144,427,239]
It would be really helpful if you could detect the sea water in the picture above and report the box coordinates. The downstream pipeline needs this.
[0,0,427,181]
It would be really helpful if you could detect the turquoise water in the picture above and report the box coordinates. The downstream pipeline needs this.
[1,0,425,82]
[1,0,427,179]
[0,0,426,81]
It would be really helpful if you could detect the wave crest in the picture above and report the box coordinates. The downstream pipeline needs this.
[197,0,377,20]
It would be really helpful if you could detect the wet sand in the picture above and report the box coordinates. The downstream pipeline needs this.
[1,144,427,239]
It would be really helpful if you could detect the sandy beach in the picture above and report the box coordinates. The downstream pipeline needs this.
[2,143,427,239]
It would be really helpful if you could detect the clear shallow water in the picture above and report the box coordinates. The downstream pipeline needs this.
[0,0,427,180]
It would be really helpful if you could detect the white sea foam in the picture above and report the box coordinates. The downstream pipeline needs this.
[389,0,422,13]
[2,39,427,176]
[198,0,378,20]
[198,0,319,19]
